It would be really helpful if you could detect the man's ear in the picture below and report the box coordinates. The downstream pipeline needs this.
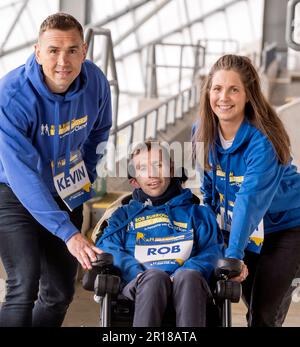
[82,42,87,61]
[34,43,41,65]
[129,178,141,189]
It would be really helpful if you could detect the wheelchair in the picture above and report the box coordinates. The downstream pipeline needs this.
[82,253,242,327]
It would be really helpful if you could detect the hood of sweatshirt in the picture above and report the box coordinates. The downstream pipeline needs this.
[214,120,254,155]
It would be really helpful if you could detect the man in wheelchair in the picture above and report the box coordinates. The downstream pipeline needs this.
[93,140,229,327]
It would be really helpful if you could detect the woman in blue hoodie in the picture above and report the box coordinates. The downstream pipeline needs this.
[0,13,111,326]
[194,54,300,326]
[96,141,224,327]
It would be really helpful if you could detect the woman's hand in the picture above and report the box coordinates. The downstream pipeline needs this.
[231,260,248,283]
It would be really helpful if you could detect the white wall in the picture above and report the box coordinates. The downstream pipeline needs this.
[277,98,300,171]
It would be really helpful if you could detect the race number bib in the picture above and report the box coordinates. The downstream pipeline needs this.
[134,231,194,270]
[52,150,95,211]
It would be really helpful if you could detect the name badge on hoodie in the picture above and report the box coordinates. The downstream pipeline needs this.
[134,230,194,272]
[52,150,95,211]
[218,207,264,253]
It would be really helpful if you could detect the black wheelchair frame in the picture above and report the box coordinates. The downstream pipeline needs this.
[83,253,242,327]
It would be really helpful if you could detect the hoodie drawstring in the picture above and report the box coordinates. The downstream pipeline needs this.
[52,99,79,178]
[53,101,60,176]
[64,99,79,178]
[212,167,217,207]
[209,148,217,208]
[223,154,231,230]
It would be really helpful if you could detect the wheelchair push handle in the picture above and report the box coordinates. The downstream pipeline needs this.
[215,257,243,280]
[82,252,114,292]
[91,252,113,268]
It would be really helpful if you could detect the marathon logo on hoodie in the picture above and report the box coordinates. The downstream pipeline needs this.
[216,165,244,187]
[134,213,188,232]
[52,150,95,211]
[41,115,88,138]
[134,230,194,272]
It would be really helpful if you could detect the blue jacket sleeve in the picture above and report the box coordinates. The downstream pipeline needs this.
[172,206,224,281]
[226,137,286,260]
[82,78,112,183]
[0,107,79,242]
[96,208,145,284]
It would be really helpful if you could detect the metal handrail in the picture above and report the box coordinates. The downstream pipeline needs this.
[261,42,277,73]
[84,27,120,134]
[286,0,300,51]
[145,42,206,98]
[110,82,200,157]
[196,38,239,55]
[84,27,201,153]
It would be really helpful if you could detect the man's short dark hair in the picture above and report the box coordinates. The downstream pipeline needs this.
[39,12,84,40]
[128,140,171,179]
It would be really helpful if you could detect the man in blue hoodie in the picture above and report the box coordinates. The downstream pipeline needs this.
[0,13,112,326]
[96,141,224,327]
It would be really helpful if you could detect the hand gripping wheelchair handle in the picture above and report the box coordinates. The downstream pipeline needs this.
[215,257,243,280]
[214,258,243,304]
[82,253,120,295]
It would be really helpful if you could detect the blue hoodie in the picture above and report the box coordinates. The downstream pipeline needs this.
[0,53,112,242]
[96,188,224,284]
[200,121,300,260]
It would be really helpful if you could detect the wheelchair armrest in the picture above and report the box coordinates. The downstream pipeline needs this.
[215,258,242,280]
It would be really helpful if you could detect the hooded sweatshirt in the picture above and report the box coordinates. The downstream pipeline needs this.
[0,53,112,242]
[200,121,300,260]
[96,188,224,284]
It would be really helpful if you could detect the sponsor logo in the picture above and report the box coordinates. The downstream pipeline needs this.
[41,124,50,136]
[40,115,88,138]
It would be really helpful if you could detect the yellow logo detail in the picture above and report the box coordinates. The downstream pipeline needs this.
[82,183,91,192]
[229,176,244,184]
[250,236,264,246]
[216,166,244,184]
[216,169,225,177]
[136,232,145,241]
[175,259,184,266]
[49,115,88,136]
[135,217,170,229]
[173,221,187,229]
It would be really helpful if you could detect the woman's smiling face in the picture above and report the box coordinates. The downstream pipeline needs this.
[209,69,247,127]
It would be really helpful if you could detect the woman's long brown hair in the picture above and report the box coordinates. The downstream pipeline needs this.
[195,54,291,170]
